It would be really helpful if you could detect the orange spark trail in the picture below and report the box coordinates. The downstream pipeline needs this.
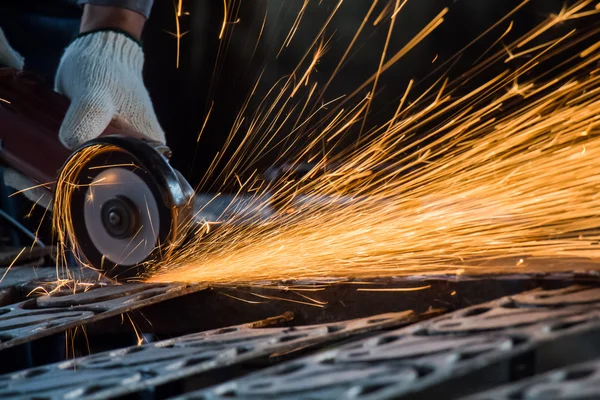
[219,0,228,39]
[143,1,600,285]
[44,1,600,286]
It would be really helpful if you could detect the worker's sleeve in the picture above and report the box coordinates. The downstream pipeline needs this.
[76,0,154,18]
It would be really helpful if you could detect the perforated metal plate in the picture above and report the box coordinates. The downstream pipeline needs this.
[185,285,600,400]
[0,310,431,399]
[0,282,206,351]
[461,357,600,399]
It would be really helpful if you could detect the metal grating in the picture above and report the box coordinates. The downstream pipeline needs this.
[2,270,600,399]
[184,285,600,400]
[0,282,206,351]
[0,310,433,399]
[460,357,600,399]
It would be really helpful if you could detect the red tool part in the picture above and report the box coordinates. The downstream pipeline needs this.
[0,67,146,188]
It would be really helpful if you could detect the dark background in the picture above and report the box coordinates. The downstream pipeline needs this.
[0,0,574,190]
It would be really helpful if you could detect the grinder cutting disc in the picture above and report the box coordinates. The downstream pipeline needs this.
[57,136,194,279]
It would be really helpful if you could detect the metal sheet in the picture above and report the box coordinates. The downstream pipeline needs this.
[186,285,600,400]
[0,310,431,399]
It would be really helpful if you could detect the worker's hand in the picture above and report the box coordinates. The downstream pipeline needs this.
[0,27,24,70]
[54,30,165,150]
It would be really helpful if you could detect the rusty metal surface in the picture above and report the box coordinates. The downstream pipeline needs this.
[0,282,206,351]
[461,357,600,399]
[184,285,600,400]
[0,310,431,399]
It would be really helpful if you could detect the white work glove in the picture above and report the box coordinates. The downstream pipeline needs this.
[55,30,165,150]
[0,27,24,70]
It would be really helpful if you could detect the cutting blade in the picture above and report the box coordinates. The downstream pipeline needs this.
[57,136,194,279]
[84,167,160,267]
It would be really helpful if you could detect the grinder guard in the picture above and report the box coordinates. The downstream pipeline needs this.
[62,136,194,278]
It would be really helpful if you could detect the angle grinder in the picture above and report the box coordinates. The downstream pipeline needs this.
[0,67,195,278]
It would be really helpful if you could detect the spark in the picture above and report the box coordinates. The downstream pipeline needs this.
[219,0,228,39]
[360,0,402,139]
[581,40,600,58]
[145,196,157,239]
[246,291,326,308]
[27,285,49,297]
[314,0,378,109]
[81,325,91,355]
[373,1,390,26]
[173,15,183,69]
[391,0,408,18]
[278,0,311,56]
[31,196,50,251]
[197,101,214,142]
[356,285,432,292]
[517,0,593,48]
[221,292,264,304]
[88,163,138,170]
[332,7,448,112]
[25,193,46,219]
[291,38,330,98]
[291,290,328,305]
[126,314,145,346]
[53,145,120,276]
[0,247,26,284]
[166,0,190,68]
[9,181,52,197]
[67,327,77,360]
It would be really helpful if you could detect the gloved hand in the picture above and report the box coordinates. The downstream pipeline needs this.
[55,30,165,150]
[0,27,24,70]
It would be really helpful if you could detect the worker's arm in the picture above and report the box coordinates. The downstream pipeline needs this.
[0,27,24,69]
[80,4,147,40]
[77,0,154,20]
[55,1,164,150]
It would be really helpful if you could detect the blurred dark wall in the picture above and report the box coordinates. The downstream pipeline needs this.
[0,0,571,189]
[0,1,81,82]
